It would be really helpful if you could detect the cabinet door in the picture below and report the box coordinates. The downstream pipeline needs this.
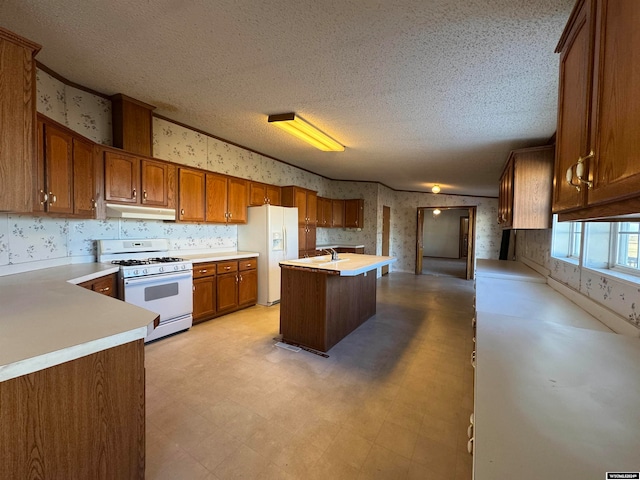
[193,276,216,323]
[73,138,96,217]
[178,168,205,222]
[332,200,344,227]
[587,0,640,206]
[266,185,281,205]
[141,159,168,206]
[294,188,307,225]
[238,269,257,306]
[316,197,325,227]
[305,226,317,252]
[249,182,267,206]
[105,152,140,204]
[217,273,238,312]
[0,29,38,213]
[306,192,318,225]
[344,199,364,228]
[44,124,74,214]
[205,173,228,223]
[227,177,248,224]
[553,0,593,213]
[298,225,307,256]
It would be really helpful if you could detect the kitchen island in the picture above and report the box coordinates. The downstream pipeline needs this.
[279,254,395,352]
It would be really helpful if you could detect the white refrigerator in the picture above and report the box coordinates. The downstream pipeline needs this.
[237,205,299,306]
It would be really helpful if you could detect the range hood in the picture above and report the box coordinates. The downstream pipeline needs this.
[106,203,176,221]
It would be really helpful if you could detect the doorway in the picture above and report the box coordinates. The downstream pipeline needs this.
[415,206,476,280]
[382,206,390,275]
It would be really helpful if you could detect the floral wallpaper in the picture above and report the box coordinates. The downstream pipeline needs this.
[3,70,502,280]
[517,229,640,330]
[36,68,112,145]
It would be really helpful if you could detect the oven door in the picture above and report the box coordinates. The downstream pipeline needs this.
[123,271,193,322]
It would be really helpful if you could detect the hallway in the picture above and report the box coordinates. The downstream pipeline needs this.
[145,272,476,479]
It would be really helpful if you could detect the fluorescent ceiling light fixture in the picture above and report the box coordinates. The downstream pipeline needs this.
[431,184,441,194]
[268,113,344,152]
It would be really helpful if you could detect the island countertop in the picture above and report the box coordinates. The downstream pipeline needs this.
[279,253,395,276]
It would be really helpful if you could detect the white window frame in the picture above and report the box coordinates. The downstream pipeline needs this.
[611,222,640,276]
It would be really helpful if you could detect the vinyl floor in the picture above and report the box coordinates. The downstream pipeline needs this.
[145,271,475,479]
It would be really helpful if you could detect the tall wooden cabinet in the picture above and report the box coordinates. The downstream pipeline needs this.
[178,168,205,222]
[0,27,40,213]
[282,186,318,257]
[498,145,554,229]
[344,199,364,228]
[554,0,640,221]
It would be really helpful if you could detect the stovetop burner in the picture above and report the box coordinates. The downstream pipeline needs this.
[111,259,152,267]
[148,257,185,263]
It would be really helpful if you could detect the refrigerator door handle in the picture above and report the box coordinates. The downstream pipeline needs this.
[283,227,287,257]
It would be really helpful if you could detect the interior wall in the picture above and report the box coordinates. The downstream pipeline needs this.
[516,230,640,332]
[423,209,467,258]
[0,66,501,274]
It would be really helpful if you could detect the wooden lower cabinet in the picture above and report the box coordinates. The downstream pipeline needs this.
[192,258,258,323]
[77,273,118,298]
[193,262,217,324]
[0,340,145,480]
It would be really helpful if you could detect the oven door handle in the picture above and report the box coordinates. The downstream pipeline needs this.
[124,271,193,286]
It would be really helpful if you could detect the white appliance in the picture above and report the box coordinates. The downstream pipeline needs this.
[237,205,298,306]
[97,239,193,342]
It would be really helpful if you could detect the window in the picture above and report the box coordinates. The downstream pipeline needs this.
[614,222,639,270]
[551,215,582,261]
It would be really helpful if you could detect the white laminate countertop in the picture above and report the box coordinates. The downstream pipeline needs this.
[179,251,259,263]
[279,254,395,276]
[0,263,158,382]
[476,258,546,283]
[474,315,640,480]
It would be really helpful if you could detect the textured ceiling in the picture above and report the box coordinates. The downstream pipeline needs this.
[0,0,574,196]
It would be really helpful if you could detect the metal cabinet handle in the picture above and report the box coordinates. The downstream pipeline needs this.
[224,266,231,270]
[199,269,207,274]
[91,198,97,209]
[143,190,148,200]
[566,150,594,191]
[49,192,57,204]
[39,190,48,205]
[99,286,110,293]
[467,438,474,455]
[246,263,251,267]
[181,209,185,216]
[235,274,239,283]
[133,188,137,199]
[228,212,232,218]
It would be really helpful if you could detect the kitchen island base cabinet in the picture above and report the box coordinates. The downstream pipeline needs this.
[0,340,145,480]
[280,266,376,352]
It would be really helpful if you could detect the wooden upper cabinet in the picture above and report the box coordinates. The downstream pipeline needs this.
[43,122,74,214]
[205,173,247,223]
[140,159,169,206]
[110,94,155,157]
[306,191,317,225]
[105,151,171,208]
[227,177,248,224]
[205,173,228,223]
[554,0,640,220]
[553,0,593,213]
[317,197,333,228]
[178,168,205,222]
[249,182,280,206]
[332,199,344,227]
[266,184,281,206]
[105,152,139,204]
[344,199,364,228]
[0,27,40,213]
[499,146,554,229]
[73,138,97,217]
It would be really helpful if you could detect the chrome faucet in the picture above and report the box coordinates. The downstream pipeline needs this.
[324,248,339,261]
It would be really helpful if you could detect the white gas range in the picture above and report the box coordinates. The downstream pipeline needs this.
[97,239,193,343]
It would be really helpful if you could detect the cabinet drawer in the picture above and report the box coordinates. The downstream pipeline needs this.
[93,276,117,297]
[216,261,238,274]
[193,262,216,279]
[239,258,257,271]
